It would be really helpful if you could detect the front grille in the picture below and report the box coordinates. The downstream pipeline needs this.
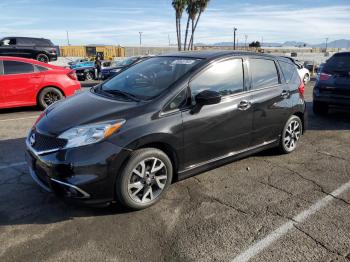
[29,130,67,152]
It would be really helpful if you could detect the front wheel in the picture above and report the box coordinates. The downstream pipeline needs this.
[85,71,94,81]
[116,148,173,210]
[279,115,303,154]
[38,87,64,109]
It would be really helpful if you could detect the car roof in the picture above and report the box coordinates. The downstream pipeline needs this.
[0,56,66,70]
[159,50,277,60]
[2,36,51,41]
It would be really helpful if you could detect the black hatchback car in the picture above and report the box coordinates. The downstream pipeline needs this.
[26,51,306,209]
[313,52,350,114]
[0,37,57,63]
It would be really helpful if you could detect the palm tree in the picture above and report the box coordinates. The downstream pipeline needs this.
[183,0,196,50]
[188,0,210,50]
[172,0,186,51]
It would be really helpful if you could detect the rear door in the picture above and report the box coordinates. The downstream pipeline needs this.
[1,60,43,107]
[248,57,291,146]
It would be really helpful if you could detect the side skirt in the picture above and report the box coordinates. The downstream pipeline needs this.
[177,140,279,181]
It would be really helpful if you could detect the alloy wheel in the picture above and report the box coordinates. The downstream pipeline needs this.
[43,91,61,106]
[127,157,167,204]
[283,120,301,151]
[37,54,49,63]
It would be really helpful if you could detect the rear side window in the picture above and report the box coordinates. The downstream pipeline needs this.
[278,61,297,83]
[323,53,350,74]
[3,61,34,75]
[249,59,279,89]
[190,59,244,96]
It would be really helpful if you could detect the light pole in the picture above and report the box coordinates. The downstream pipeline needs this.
[325,37,329,52]
[139,32,143,55]
[233,27,237,50]
[66,31,70,46]
[245,35,248,50]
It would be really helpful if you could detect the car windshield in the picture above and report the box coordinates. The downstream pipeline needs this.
[323,53,350,74]
[100,56,202,100]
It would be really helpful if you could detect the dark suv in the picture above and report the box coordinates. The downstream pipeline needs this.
[25,51,306,210]
[0,37,57,63]
[313,52,350,114]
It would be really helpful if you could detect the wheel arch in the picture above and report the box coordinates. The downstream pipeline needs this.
[293,111,306,134]
[36,85,66,104]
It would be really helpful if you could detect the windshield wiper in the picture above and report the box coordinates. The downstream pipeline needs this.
[103,89,141,102]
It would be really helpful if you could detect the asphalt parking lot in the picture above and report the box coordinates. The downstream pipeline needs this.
[0,80,350,262]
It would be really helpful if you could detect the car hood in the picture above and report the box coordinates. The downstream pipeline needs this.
[36,91,139,136]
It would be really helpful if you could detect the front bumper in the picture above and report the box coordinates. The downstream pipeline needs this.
[25,139,130,205]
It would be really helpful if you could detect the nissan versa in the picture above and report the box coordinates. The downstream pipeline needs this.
[26,51,306,210]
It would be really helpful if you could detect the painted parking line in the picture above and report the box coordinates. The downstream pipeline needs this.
[232,180,350,262]
[0,116,38,122]
[0,162,27,171]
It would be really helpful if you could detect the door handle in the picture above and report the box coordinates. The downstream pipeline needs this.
[281,90,290,98]
[238,100,251,111]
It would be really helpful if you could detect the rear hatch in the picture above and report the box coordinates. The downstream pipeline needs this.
[318,53,350,97]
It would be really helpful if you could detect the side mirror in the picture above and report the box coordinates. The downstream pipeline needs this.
[195,90,221,106]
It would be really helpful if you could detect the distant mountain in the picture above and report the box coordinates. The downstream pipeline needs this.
[313,39,350,49]
[196,39,350,49]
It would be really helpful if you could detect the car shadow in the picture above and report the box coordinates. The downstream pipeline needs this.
[0,106,41,114]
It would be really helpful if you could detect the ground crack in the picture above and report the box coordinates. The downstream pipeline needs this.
[294,225,345,258]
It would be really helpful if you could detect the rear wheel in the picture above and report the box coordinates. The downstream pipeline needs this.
[313,101,328,115]
[116,148,173,210]
[38,87,64,109]
[303,73,310,83]
[279,115,303,154]
[36,53,49,63]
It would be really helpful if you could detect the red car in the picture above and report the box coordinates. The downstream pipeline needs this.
[0,56,81,109]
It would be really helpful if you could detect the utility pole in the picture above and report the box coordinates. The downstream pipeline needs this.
[139,32,143,55]
[66,31,70,46]
[233,27,237,50]
[168,34,171,47]
[325,37,329,52]
[245,35,248,50]
[261,37,263,47]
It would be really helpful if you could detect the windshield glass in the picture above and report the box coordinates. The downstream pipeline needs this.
[323,53,350,74]
[100,56,202,100]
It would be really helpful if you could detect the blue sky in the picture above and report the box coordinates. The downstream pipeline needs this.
[1,0,349,46]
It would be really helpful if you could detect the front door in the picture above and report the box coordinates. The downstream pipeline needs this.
[181,58,253,169]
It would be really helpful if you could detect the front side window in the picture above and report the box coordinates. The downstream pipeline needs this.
[190,59,244,97]
[163,88,188,112]
[3,61,34,75]
[100,57,202,100]
[250,59,279,89]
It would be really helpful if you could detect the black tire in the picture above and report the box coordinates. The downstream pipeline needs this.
[116,148,173,210]
[38,87,64,109]
[36,53,49,63]
[303,73,310,83]
[313,101,328,115]
[279,115,303,154]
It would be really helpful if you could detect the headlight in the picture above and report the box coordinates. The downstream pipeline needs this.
[58,120,125,149]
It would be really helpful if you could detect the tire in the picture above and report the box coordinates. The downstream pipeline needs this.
[303,73,310,83]
[116,148,173,210]
[38,87,64,109]
[313,101,328,115]
[36,53,49,63]
[85,71,94,81]
[279,115,303,154]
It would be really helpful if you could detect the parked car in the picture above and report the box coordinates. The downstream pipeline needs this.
[313,52,350,114]
[0,37,57,63]
[0,56,81,109]
[101,56,149,80]
[26,51,306,209]
[283,57,311,83]
[75,60,111,81]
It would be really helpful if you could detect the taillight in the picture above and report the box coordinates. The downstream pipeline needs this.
[319,73,332,81]
[67,70,77,81]
[298,81,305,96]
